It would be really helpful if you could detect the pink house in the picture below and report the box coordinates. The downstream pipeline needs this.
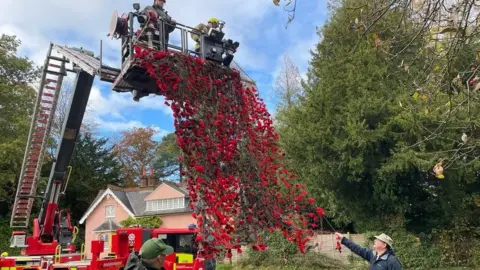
[79,175,195,259]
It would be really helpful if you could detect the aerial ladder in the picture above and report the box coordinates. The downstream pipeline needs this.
[7,1,255,261]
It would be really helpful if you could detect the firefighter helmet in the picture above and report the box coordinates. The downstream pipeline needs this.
[208,17,219,24]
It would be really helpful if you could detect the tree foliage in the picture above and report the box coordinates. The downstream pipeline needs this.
[0,34,39,214]
[113,127,158,187]
[347,0,480,166]
[56,133,122,222]
[153,132,182,181]
[119,216,162,228]
[275,0,480,235]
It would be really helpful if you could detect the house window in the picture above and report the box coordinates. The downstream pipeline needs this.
[105,205,115,218]
[146,198,185,211]
[98,233,109,251]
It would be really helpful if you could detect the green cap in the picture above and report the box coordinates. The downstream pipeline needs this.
[140,238,174,259]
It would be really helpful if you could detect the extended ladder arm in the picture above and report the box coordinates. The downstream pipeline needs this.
[37,70,95,243]
[9,43,99,256]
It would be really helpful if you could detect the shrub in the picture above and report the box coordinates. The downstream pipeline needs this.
[216,264,234,270]
[241,230,298,265]
[238,230,347,269]
[434,224,480,267]
[119,216,162,228]
[238,252,347,269]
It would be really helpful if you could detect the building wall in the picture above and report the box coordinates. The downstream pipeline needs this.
[145,184,185,200]
[159,213,196,228]
[84,194,130,259]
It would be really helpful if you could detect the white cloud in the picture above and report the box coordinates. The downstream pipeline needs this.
[95,118,170,140]
[87,84,172,120]
[1,0,323,137]
[0,0,272,70]
[0,24,49,67]
[83,83,173,136]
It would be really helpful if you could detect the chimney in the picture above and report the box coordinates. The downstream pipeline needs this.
[148,168,158,187]
[139,167,148,187]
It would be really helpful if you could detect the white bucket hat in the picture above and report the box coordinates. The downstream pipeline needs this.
[375,233,394,248]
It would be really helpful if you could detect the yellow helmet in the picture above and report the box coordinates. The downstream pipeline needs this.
[208,17,219,24]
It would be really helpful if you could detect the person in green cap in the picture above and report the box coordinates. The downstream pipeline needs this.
[125,238,174,270]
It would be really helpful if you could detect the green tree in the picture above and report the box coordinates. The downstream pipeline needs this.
[275,0,480,235]
[0,34,40,254]
[153,133,182,181]
[0,34,39,215]
[56,133,123,222]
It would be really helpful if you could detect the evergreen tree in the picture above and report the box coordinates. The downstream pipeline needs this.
[276,0,480,233]
[43,133,123,223]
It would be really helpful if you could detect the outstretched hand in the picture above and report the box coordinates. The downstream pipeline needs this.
[335,232,344,240]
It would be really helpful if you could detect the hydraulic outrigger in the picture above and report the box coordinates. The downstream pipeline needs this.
[3,2,254,269]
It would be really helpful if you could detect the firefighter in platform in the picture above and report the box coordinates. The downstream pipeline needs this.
[144,0,176,50]
[191,17,220,52]
[125,238,174,270]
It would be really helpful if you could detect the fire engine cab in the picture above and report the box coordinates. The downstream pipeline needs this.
[112,224,204,269]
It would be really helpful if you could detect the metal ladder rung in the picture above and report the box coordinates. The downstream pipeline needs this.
[46,70,67,76]
[46,78,58,84]
[48,55,69,62]
[11,43,67,228]
[49,63,62,68]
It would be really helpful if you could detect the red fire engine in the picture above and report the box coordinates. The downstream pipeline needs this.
[0,2,248,269]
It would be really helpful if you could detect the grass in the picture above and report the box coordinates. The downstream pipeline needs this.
[217,264,477,270]
[216,261,477,270]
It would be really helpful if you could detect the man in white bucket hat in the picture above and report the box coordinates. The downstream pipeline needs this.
[335,232,402,269]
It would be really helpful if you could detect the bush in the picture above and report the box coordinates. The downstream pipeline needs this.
[238,252,348,269]
[434,224,480,267]
[119,216,162,228]
[216,264,234,270]
[237,230,347,269]
[0,218,20,255]
[243,230,298,265]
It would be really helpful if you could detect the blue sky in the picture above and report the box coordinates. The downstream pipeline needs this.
[0,0,328,141]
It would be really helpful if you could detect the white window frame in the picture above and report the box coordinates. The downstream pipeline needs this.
[105,205,115,218]
[98,233,109,251]
[146,198,185,211]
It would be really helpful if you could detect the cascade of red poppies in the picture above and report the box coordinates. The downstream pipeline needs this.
[133,46,325,257]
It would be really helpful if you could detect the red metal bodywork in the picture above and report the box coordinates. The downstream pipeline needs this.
[0,227,205,270]
[21,217,74,256]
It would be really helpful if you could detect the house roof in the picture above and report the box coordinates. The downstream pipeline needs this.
[79,188,136,224]
[80,181,191,224]
[93,218,121,232]
[163,181,188,195]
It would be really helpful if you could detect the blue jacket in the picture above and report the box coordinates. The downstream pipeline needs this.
[341,237,402,270]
